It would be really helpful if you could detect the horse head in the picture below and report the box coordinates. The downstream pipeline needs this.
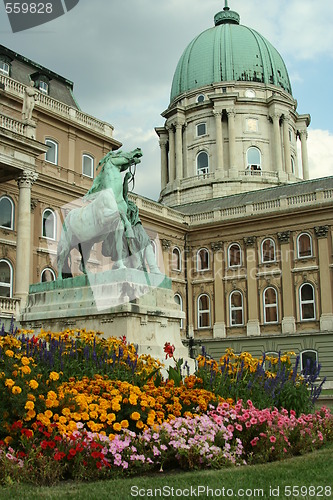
[98,148,143,172]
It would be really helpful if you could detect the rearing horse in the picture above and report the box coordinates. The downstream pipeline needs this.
[57,148,142,279]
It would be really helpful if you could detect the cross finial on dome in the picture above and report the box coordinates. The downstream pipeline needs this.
[224,0,230,11]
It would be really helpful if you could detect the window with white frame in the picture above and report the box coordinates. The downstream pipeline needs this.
[197,151,209,175]
[198,294,211,328]
[41,268,56,282]
[297,233,312,258]
[246,146,261,172]
[42,208,56,240]
[82,154,94,178]
[45,139,58,164]
[228,243,241,267]
[261,238,276,263]
[230,290,244,326]
[0,196,14,230]
[172,247,181,271]
[197,248,209,271]
[39,80,48,95]
[300,283,316,321]
[263,287,278,323]
[196,123,206,136]
[300,350,318,374]
[0,259,13,297]
[174,293,184,329]
[263,351,279,371]
[0,61,10,76]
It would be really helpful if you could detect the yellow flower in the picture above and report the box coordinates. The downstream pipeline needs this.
[29,380,39,390]
[130,411,141,421]
[113,422,122,432]
[44,410,53,419]
[5,378,15,388]
[49,372,60,381]
[47,390,57,400]
[5,349,14,357]
[136,420,144,430]
[21,356,30,366]
[20,365,31,375]
[25,401,35,410]
[12,385,22,395]
[120,420,129,429]
[4,436,13,445]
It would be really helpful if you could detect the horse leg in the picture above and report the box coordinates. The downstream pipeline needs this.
[112,219,126,270]
[78,242,92,274]
[57,225,72,279]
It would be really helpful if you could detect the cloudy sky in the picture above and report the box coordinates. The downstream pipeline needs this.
[0,0,332,200]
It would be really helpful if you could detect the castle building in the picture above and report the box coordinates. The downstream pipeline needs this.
[0,3,332,383]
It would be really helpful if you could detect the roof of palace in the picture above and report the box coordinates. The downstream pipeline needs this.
[170,2,292,102]
[172,177,333,216]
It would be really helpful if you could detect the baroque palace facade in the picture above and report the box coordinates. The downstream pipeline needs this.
[0,3,333,383]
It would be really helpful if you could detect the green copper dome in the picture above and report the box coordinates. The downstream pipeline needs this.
[170,4,292,102]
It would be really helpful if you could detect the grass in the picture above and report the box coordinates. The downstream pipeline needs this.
[1,443,332,500]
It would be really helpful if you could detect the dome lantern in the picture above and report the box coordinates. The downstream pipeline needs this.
[214,0,240,26]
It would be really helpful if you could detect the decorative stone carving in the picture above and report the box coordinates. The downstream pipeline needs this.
[17,170,38,189]
[161,239,171,250]
[211,241,223,252]
[243,236,256,247]
[277,231,290,243]
[314,226,329,238]
[31,198,38,212]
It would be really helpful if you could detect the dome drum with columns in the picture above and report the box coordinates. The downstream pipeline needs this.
[156,2,311,207]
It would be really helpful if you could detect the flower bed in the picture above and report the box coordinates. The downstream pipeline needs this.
[0,326,332,485]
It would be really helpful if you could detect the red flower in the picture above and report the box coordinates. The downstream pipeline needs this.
[48,441,56,448]
[91,451,104,460]
[96,461,102,469]
[164,342,175,359]
[69,448,77,456]
[54,451,66,461]
[41,440,49,449]
[54,436,62,442]
[21,428,33,438]
[11,421,23,430]
[120,335,127,344]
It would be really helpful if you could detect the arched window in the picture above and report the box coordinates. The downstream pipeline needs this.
[0,61,10,75]
[82,154,94,178]
[297,233,312,258]
[0,259,13,297]
[230,290,244,326]
[261,238,276,263]
[172,247,181,271]
[174,293,183,329]
[42,209,56,240]
[197,248,209,271]
[263,287,278,323]
[198,294,211,329]
[0,196,14,230]
[197,151,209,175]
[246,147,261,172]
[41,268,56,282]
[300,283,316,321]
[263,351,279,371]
[228,243,241,267]
[45,139,58,165]
[300,350,318,374]
[291,157,296,174]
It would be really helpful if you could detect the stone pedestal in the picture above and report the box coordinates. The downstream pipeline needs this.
[246,320,261,336]
[320,314,333,333]
[20,269,194,371]
[282,316,296,334]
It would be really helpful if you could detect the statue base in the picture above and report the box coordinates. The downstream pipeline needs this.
[20,269,194,373]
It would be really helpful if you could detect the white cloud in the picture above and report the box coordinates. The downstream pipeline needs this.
[308,129,333,179]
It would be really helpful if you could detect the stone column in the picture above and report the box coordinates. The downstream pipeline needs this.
[167,125,176,183]
[278,231,296,333]
[282,116,292,174]
[175,122,184,180]
[214,110,224,174]
[314,226,333,331]
[159,137,168,189]
[227,108,237,176]
[272,113,283,174]
[299,130,309,180]
[244,237,260,336]
[15,170,38,304]
[211,241,226,338]
[68,130,76,183]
